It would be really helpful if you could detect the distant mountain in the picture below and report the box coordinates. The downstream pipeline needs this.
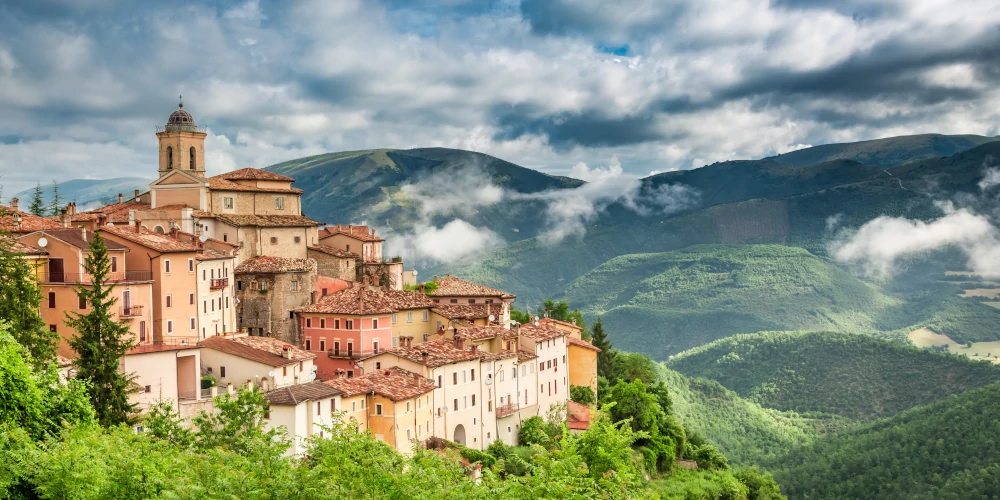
[265,148,582,242]
[667,331,1000,420]
[10,177,151,212]
[767,133,1000,168]
[766,381,1000,499]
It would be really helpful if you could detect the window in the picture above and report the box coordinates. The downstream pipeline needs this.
[471,369,475,381]
[320,339,326,351]
[346,320,354,329]
[317,402,321,415]
[422,311,428,321]
[406,311,413,323]
[283,366,287,376]
[49,324,56,333]
[375,361,381,370]
[188,259,194,272]
[499,371,505,382]
[270,237,277,244]
[223,233,228,242]
[305,338,312,350]
[345,244,350,252]
[190,146,197,170]
[190,317,196,330]
[462,370,467,383]
[275,197,285,210]
[111,256,118,273]
[237,280,242,290]
[290,280,298,291]
[164,260,171,273]
[220,366,226,377]
[373,340,379,353]
[78,296,86,309]
[450,299,458,304]
[306,318,312,328]
[331,399,336,412]
[320,318,326,329]
[352,401,356,412]
[140,321,146,342]
[463,396,467,408]
[392,313,397,324]
[468,299,476,304]
[223,197,234,209]
[406,429,411,440]
[375,404,383,416]
[453,399,458,411]
[264,404,270,419]
[260,282,267,291]
[437,375,442,388]
[166,295,172,308]
[472,394,476,406]
[166,146,173,168]
[373,319,379,329]
[203,301,207,314]
[294,236,301,243]
[453,373,457,385]
[539,362,544,371]
[406,401,410,412]
[48,292,55,308]
[167,320,173,334]
[190,293,195,305]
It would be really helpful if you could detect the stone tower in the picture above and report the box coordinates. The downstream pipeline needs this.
[156,98,207,178]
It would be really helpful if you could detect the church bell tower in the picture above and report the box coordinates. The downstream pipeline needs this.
[156,97,207,178]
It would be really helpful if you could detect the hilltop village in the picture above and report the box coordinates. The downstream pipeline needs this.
[1,103,600,454]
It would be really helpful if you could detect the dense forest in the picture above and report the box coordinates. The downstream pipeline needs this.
[667,331,1000,419]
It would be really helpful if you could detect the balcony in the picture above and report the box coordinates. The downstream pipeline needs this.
[496,403,520,418]
[127,338,199,355]
[120,305,144,318]
[41,270,153,285]
[210,278,228,290]
[327,348,380,360]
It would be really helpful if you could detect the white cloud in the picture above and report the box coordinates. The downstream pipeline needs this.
[388,219,502,263]
[978,164,1000,191]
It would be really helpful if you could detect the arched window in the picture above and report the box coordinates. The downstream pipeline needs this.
[166,146,173,169]
[153,225,165,234]
[190,146,197,170]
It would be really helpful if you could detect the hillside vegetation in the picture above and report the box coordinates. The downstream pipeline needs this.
[667,331,1000,419]
[561,245,907,359]
[658,367,845,465]
[766,381,1000,499]
[767,133,999,168]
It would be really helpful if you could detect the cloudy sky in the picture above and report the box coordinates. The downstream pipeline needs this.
[0,0,998,193]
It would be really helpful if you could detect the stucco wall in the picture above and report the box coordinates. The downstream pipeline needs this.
[568,345,598,394]
[199,348,303,389]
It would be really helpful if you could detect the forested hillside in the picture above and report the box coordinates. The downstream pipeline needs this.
[766,133,999,168]
[766,381,1000,499]
[668,331,1000,419]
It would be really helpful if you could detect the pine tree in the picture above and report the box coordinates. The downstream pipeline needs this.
[47,180,62,217]
[590,316,616,380]
[66,231,137,426]
[0,229,57,368]
[28,183,46,216]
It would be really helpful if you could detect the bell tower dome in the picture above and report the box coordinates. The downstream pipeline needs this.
[156,96,207,178]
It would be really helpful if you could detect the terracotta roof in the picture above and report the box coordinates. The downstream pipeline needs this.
[220,168,295,182]
[235,256,314,274]
[431,304,503,321]
[568,336,602,352]
[99,226,201,253]
[428,276,514,299]
[319,224,384,242]
[516,350,538,362]
[374,339,485,368]
[324,366,436,401]
[57,355,73,368]
[0,206,64,233]
[518,323,568,342]
[22,228,130,251]
[72,200,151,223]
[264,381,342,406]
[307,245,358,258]
[212,213,320,228]
[196,247,235,261]
[538,317,584,332]
[12,241,45,255]
[567,400,592,431]
[207,175,303,194]
[478,350,518,362]
[199,335,315,366]
[295,287,396,315]
[455,325,510,341]
[381,289,436,310]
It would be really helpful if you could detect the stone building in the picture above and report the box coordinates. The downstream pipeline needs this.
[234,256,317,344]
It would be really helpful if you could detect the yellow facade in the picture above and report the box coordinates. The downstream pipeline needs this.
[568,344,599,394]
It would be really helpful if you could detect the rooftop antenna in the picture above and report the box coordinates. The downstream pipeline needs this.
[178,95,183,109]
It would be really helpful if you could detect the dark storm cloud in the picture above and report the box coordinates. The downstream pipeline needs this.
[491,104,677,149]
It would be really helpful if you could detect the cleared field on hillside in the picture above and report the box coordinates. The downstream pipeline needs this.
[908,328,1000,364]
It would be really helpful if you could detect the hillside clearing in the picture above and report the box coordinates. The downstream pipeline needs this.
[908,328,1000,364]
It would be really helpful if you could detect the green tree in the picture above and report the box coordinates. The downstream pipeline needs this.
[518,416,555,449]
[144,399,193,447]
[570,385,596,406]
[563,409,646,487]
[0,230,57,368]
[591,317,616,379]
[47,180,62,217]
[66,231,137,427]
[28,183,45,216]
[192,385,289,458]
[510,305,531,324]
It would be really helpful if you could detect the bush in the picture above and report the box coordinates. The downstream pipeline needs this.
[518,416,555,449]
[570,385,596,405]
[460,447,496,468]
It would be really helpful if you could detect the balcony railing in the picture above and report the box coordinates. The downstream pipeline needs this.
[41,270,153,284]
[496,403,520,418]
[120,305,144,318]
[327,348,380,359]
[210,278,229,290]
[127,337,199,355]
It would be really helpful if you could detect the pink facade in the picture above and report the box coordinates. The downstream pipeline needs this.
[300,313,393,380]
[316,275,352,297]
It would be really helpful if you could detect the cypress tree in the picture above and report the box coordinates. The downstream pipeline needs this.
[0,228,57,369]
[66,231,137,426]
[47,180,62,217]
[591,316,616,379]
[28,183,46,216]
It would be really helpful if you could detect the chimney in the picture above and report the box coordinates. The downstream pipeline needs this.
[118,193,123,204]
[134,189,141,200]
[282,345,293,359]
[9,197,18,212]
[472,344,479,354]
[97,214,108,227]
[421,351,429,364]
[80,227,87,242]
[454,336,464,350]
[418,283,425,294]
[134,219,142,233]
[570,318,577,326]
[371,228,376,238]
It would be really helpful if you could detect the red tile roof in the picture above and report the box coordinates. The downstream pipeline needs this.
[431,304,503,321]
[319,224,384,242]
[516,350,538,362]
[99,226,201,253]
[12,241,45,255]
[324,366,436,401]
[375,339,484,368]
[295,287,396,315]
[206,175,303,194]
[538,317,584,332]
[568,336,602,352]
[428,276,514,299]
[199,335,315,366]
[265,381,342,406]
[73,200,152,223]
[21,228,130,251]
[517,323,568,342]
[308,245,358,259]
[381,289,436,310]
[211,213,320,228]
[455,325,510,341]
[567,400,592,431]
[220,168,295,182]
[235,256,314,274]
[0,206,64,233]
